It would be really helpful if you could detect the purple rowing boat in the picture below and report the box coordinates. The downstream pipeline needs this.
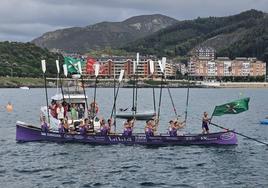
[16,121,237,146]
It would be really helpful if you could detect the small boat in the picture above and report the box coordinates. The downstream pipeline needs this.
[115,111,156,120]
[19,86,30,90]
[16,121,237,145]
[260,119,268,125]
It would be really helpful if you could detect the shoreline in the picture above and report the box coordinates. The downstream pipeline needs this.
[0,77,268,88]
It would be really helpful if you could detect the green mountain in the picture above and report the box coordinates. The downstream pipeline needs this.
[122,9,268,62]
[31,14,178,53]
[0,41,63,77]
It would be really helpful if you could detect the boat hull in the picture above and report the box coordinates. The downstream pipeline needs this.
[115,111,156,120]
[16,122,238,146]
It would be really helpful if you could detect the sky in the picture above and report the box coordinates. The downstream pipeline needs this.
[0,0,268,42]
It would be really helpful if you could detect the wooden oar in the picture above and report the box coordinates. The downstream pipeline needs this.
[210,121,268,146]
[41,60,50,124]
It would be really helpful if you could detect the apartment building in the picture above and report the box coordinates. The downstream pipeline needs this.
[188,57,266,77]
[84,58,176,79]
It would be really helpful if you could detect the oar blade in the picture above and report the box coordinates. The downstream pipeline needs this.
[161,57,166,71]
[149,60,154,74]
[158,60,164,73]
[136,52,139,66]
[41,60,46,73]
[78,61,82,74]
[56,60,60,73]
[94,63,100,77]
[119,69,125,82]
[63,64,68,77]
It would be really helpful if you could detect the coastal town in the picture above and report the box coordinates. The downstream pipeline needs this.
[1,2,268,187]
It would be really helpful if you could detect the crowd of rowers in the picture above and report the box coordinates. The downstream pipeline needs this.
[40,100,211,137]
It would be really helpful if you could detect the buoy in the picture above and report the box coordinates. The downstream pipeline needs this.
[6,102,13,112]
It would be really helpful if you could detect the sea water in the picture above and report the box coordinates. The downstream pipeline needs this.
[0,88,268,187]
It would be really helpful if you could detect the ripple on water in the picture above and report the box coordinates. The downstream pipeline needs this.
[139,182,166,187]
[14,167,53,174]
[196,163,206,167]
[173,166,189,170]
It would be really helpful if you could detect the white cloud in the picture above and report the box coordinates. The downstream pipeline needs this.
[0,0,267,42]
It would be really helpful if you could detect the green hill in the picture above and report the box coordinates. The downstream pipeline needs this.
[122,9,268,62]
[0,41,63,77]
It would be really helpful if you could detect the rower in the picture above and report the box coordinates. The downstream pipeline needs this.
[79,120,87,135]
[63,118,69,133]
[122,118,134,136]
[169,119,185,136]
[89,101,99,118]
[40,115,49,132]
[107,119,112,134]
[202,112,210,134]
[100,119,108,136]
[58,119,65,134]
[145,120,154,137]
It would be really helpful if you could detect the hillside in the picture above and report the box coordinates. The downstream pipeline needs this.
[122,9,268,62]
[0,41,63,77]
[32,14,178,53]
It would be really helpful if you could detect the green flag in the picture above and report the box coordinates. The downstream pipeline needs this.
[212,97,250,116]
[64,57,85,74]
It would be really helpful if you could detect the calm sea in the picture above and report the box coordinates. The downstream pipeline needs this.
[0,88,268,188]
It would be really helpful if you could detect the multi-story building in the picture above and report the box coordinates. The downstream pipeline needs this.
[191,46,216,61]
[83,58,176,79]
[189,56,266,78]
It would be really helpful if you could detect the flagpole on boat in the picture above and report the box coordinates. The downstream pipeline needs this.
[41,60,50,124]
